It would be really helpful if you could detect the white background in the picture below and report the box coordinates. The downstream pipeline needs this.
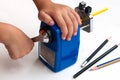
[0,0,120,80]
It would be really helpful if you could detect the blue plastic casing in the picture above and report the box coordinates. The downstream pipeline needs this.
[38,22,80,72]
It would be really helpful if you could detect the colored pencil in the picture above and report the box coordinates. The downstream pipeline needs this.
[90,57,120,71]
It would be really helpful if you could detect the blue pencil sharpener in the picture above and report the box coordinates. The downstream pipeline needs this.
[38,22,80,72]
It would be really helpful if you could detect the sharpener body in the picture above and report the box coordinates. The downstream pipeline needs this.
[38,22,80,72]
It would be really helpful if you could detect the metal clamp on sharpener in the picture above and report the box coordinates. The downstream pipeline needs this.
[32,22,80,72]
[75,1,92,32]
[75,1,108,32]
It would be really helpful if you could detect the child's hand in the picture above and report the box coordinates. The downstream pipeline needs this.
[33,0,81,41]
[0,22,34,59]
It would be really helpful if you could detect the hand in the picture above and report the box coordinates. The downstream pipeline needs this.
[33,0,81,41]
[0,22,34,59]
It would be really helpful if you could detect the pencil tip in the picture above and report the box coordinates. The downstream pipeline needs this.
[89,67,97,71]
[89,69,94,71]
[72,78,75,80]
[108,36,112,40]
[81,61,88,68]
[117,43,120,46]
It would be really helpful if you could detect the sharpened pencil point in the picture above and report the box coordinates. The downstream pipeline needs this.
[89,67,98,71]
[81,61,88,68]
[117,43,120,46]
[107,36,112,40]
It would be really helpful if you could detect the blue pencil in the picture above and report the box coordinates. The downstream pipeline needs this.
[90,57,120,71]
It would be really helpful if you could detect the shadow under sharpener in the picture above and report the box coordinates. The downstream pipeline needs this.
[38,22,80,72]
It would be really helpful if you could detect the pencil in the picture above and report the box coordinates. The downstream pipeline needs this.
[73,44,119,79]
[81,37,111,68]
[91,8,108,17]
[31,29,50,43]
[80,8,108,22]
[90,57,120,71]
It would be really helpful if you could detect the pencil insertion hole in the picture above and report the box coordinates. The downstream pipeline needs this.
[40,27,53,43]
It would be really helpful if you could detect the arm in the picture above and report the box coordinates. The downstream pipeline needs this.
[33,0,81,41]
[0,22,34,59]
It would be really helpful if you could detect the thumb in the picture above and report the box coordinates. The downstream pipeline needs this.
[38,11,55,26]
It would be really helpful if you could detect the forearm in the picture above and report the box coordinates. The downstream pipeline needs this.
[0,22,11,44]
[0,22,34,59]
[0,22,26,45]
[33,0,52,10]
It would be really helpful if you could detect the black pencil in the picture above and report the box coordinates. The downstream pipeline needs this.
[81,37,111,68]
[73,44,119,79]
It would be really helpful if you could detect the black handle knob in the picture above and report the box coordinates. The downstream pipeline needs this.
[85,6,92,15]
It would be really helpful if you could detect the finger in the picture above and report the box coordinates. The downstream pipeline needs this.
[52,13,68,40]
[71,10,82,25]
[68,12,78,36]
[38,11,55,26]
[63,13,73,41]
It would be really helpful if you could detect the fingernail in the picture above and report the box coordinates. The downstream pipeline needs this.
[49,21,54,26]
[62,37,66,40]
[67,37,71,41]
[74,32,77,36]
[80,22,82,25]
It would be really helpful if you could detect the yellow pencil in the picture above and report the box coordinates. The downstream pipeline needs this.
[81,7,108,22]
[91,7,108,17]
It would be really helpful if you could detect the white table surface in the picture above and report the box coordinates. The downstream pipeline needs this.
[0,0,120,80]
